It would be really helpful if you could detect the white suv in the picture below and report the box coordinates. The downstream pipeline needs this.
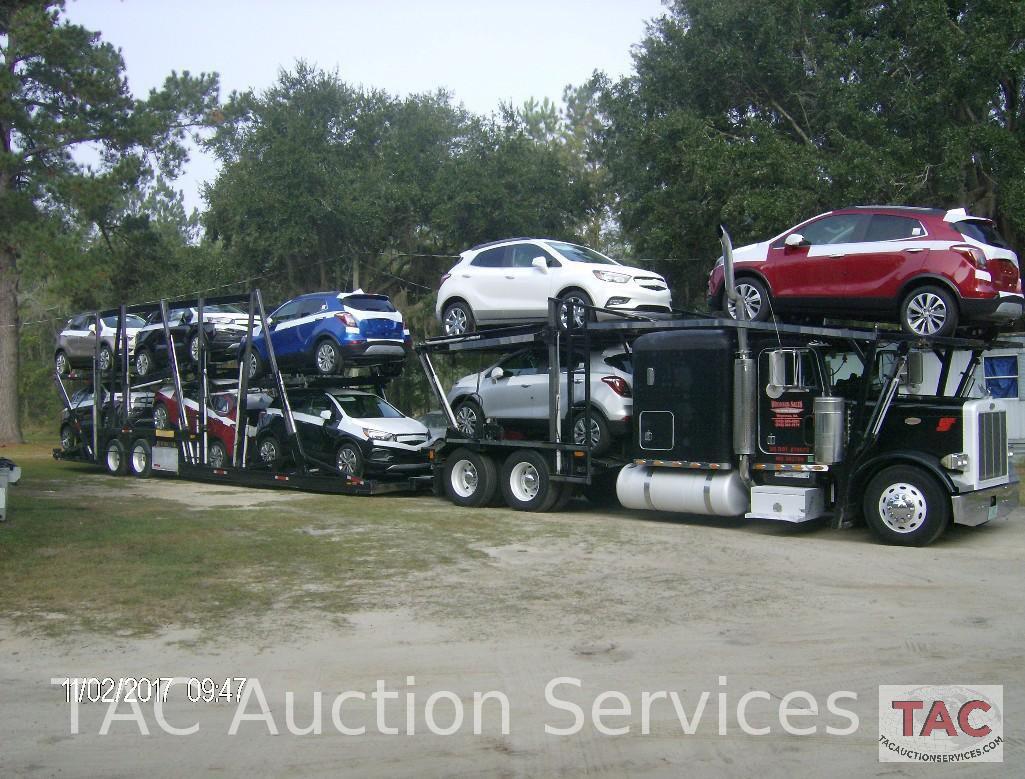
[436,238,672,335]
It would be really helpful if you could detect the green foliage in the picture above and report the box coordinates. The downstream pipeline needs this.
[600,0,1025,306]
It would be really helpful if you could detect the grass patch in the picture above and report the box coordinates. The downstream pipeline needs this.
[0,443,569,643]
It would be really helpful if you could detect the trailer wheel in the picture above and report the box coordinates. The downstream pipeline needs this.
[500,450,561,511]
[208,440,227,469]
[129,438,153,478]
[443,448,497,507]
[863,465,950,546]
[104,438,128,476]
[60,423,78,451]
[256,433,284,470]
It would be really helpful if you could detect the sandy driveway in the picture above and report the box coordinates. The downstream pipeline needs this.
[2,490,1023,776]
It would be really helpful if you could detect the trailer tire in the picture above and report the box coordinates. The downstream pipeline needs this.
[443,448,497,507]
[129,438,153,478]
[104,438,128,476]
[500,450,560,511]
[863,465,950,546]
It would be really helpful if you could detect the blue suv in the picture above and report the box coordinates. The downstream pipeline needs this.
[243,292,411,378]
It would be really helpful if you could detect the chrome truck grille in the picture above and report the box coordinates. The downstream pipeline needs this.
[977,410,1008,482]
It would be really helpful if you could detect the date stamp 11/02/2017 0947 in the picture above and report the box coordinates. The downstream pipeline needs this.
[54,677,248,705]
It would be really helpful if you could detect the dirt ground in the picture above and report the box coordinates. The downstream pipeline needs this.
[2,471,1024,776]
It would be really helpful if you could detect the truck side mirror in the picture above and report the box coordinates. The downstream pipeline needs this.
[766,349,804,398]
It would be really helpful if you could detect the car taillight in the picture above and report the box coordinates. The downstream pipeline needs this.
[335,312,357,327]
[601,376,631,397]
[952,243,987,269]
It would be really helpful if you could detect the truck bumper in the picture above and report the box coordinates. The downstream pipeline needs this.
[951,476,1019,527]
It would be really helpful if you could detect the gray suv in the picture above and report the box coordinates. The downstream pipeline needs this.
[55,313,147,374]
[446,348,633,455]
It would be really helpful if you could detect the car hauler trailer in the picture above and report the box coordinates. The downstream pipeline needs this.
[53,290,430,496]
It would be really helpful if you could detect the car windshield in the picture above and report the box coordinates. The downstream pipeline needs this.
[102,314,146,328]
[203,304,245,315]
[547,242,620,266]
[331,392,404,419]
[954,220,1011,249]
[340,294,396,313]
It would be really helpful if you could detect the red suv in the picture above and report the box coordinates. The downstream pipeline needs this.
[707,206,1023,336]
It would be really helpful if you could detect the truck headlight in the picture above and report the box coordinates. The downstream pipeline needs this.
[941,453,970,471]
[363,428,395,441]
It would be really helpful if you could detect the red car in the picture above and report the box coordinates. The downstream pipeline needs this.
[707,206,1023,336]
[153,386,272,467]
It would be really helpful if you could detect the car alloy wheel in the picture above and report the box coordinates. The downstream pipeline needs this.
[153,402,171,430]
[316,341,339,374]
[208,440,227,469]
[190,334,201,362]
[55,351,70,376]
[135,350,152,377]
[443,302,474,336]
[99,346,113,371]
[336,444,364,478]
[726,283,764,321]
[902,287,957,337]
[258,436,280,466]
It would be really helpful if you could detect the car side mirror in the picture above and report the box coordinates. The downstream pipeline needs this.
[87,323,96,333]
[319,409,332,420]
[784,233,806,248]
[489,367,505,380]
[532,257,548,272]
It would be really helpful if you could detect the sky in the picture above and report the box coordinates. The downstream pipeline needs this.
[64,0,668,213]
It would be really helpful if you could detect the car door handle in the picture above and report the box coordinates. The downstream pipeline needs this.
[505,275,516,279]
[829,252,844,258]
[905,247,927,253]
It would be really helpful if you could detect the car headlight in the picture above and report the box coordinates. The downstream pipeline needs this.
[593,270,630,284]
[363,428,396,441]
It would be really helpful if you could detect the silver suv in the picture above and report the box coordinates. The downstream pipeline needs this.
[446,348,633,455]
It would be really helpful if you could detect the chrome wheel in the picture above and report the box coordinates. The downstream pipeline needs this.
[107,444,122,473]
[454,404,481,437]
[247,352,260,379]
[131,444,148,473]
[558,294,590,329]
[877,482,927,534]
[99,347,113,371]
[449,458,479,499]
[153,403,171,430]
[443,305,471,335]
[904,292,949,336]
[316,341,338,374]
[336,445,362,476]
[726,283,763,321]
[55,352,69,376]
[208,442,226,468]
[135,350,152,377]
[508,461,541,502]
[190,335,201,362]
[259,438,279,465]
[573,416,602,449]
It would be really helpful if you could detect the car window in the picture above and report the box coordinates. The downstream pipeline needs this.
[470,246,509,268]
[795,214,869,245]
[69,315,88,329]
[547,241,619,265]
[211,394,234,415]
[508,244,553,268]
[297,299,327,318]
[124,314,146,328]
[954,219,1011,249]
[604,353,633,373]
[271,300,302,321]
[205,304,245,314]
[865,215,925,241]
[342,294,396,312]
[331,392,403,419]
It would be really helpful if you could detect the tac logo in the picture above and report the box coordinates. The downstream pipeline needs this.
[878,685,1003,763]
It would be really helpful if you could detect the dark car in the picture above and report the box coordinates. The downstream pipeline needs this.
[253,388,431,478]
[242,291,411,378]
[59,387,154,451]
[133,305,250,378]
[707,206,1023,337]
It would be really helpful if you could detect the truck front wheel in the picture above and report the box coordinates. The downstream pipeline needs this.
[863,465,950,546]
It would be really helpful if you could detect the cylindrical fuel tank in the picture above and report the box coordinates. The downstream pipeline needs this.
[616,463,750,516]
[813,396,845,465]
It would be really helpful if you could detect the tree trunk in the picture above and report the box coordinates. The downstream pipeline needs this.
[0,244,24,444]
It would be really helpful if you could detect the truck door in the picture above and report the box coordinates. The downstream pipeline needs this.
[758,348,820,463]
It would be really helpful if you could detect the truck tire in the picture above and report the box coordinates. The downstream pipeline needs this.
[129,438,153,478]
[104,438,128,476]
[500,450,561,511]
[443,448,498,507]
[863,465,950,546]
